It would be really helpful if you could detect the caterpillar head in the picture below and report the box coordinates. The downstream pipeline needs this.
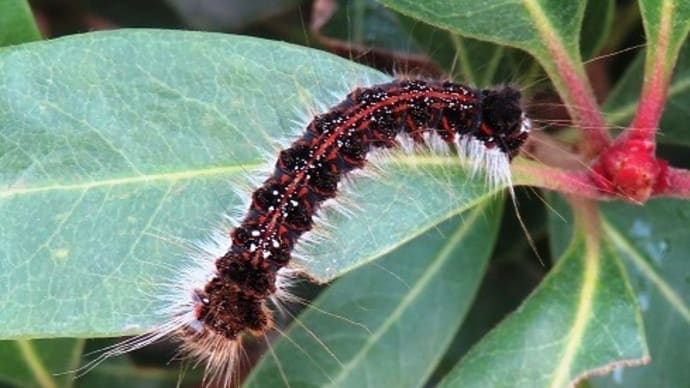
[479,86,531,158]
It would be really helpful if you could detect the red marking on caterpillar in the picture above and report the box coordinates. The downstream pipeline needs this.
[88,78,530,386]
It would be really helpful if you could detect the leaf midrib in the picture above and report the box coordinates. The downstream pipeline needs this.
[15,340,57,388]
[0,153,486,198]
[549,231,600,388]
[0,164,260,198]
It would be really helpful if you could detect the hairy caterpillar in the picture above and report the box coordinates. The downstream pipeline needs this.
[93,77,530,386]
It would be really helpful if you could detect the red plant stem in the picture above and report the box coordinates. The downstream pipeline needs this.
[625,62,669,141]
[618,22,671,142]
[543,37,611,157]
[618,4,673,144]
[514,160,690,201]
[523,0,610,156]
[654,167,690,198]
[512,162,615,201]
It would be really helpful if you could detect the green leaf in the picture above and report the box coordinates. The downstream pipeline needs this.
[394,15,542,89]
[440,216,648,388]
[0,338,83,388]
[165,0,307,30]
[78,0,184,29]
[586,199,690,387]
[0,30,498,339]
[436,194,547,381]
[314,0,544,90]
[638,0,690,77]
[314,0,422,54]
[0,0,40,47]
[580,0,615,59]
[604,41,690,146]
[74,354,201,388]
[376,0,583,57]
[245,200,502,387]
[376,0,592,111]
[546,194,574,259]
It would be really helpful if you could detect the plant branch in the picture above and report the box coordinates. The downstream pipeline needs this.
[549,51,611,157]
[522,0,611,157]
[619,1,674,143]
[511,158,690,202]
[512,161,615,201]
[653,167,690,198]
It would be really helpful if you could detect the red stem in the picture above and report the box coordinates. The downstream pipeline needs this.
[626,63,669,141]
[654,167,690,198]
[514,161,690,201]
[512,162,615,201]
[618,13,672,144]
[546,39,611,156]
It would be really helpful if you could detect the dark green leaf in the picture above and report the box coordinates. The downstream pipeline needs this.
[0,0,40,47]
[394,15,542,89]
[580,0,615,59]
[376,0,587,99]
[246,200,502,387]
[441,217,648,388]
[81,0,184,29]
[75,355,200,388]
[165,0,306,30]
[0,339,83,388]
[587,199,690,387]
[377,0,583,56]
[315,0,422,54]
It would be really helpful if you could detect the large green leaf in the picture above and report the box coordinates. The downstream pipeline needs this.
[0,30,499,338]
[547,197,690,387]
[245,200,502,387]
[586,199,690,387]
[0,0,40,48]
[440,216,648,388]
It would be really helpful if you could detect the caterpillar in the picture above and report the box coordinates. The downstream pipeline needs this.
[96,78,530,386]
